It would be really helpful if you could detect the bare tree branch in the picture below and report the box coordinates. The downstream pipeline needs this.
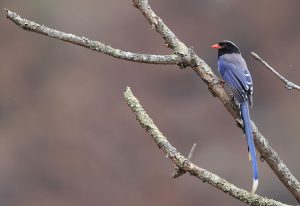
[5,1,300,203]
[251,52,300,91]
[131,0,300,202]
[4,9,181,65]
[188,143,197,160]
[124,86,289,206]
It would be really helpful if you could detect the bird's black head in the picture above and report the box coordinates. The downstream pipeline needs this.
[211,40,241,57]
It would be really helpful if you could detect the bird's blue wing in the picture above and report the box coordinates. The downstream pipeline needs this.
[218,54,253,105]
[222,68,246,103]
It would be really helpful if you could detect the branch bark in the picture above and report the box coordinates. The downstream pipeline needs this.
[251,52,300,91]
[5,2,300,204]
[5,9,181,65]
[124,87,289,206]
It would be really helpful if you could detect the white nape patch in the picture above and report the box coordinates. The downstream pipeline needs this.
[251,179,259,194]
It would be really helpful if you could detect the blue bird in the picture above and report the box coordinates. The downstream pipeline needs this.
[211,40,258,193]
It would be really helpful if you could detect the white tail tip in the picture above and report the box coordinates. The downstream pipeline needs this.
[251,179,259,193]
[248,151,252,161]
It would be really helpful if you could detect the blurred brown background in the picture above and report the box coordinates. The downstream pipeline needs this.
[1,0,300,205]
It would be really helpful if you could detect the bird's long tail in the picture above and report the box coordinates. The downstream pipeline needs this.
[241,102,259,193]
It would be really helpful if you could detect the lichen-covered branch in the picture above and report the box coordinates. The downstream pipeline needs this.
[251,52,300,91]
[131,0,300,202]
[132,0,242,119]
[124,86,289,206]
[5,9,181,65]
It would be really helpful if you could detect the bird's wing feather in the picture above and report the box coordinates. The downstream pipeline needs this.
[222,69,246,103]
[218,54,253,104]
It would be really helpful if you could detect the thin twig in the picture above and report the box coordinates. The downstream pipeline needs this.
[132,0,300,202]
[251,52,300,91]
[5,9,181,65]
[172,143,197,178]
[172,166,186,179]
[188,143,197,160]
[124,86,289,206]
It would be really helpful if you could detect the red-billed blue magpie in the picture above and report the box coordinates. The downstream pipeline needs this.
[211,40,258,193]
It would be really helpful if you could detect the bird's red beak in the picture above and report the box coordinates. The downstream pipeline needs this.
[211,43,222,49]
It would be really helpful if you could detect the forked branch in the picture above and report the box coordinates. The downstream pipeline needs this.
[124,87,288,206]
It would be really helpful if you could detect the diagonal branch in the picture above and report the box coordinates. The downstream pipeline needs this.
[124,86,289,206]
[251,52,300,91]
[131,0,300,202]
[132,0,240,117]
[5,9,181,65]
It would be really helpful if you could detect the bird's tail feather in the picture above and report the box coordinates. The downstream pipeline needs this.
[241,102,259,193]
